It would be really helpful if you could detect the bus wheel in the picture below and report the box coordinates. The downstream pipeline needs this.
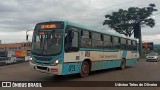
[80,61,90,78]
[120,58,126,70]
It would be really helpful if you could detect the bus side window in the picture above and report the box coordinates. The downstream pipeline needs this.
[71,31,78,47]
[68,29,74,47]
[65,27,73,47]
[65,26,79,52]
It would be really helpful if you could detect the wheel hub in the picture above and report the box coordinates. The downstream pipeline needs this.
[82,65,88,74]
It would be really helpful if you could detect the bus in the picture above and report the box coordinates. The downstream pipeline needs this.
[29,21,139,77]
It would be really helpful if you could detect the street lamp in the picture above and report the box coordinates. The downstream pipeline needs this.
[26,29,33,42]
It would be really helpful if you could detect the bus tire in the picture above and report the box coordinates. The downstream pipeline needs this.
[120,58,126,70]
[80,61,90,78]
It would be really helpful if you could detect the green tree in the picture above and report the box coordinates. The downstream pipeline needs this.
[103,4,157,57]
[103,3,157,37]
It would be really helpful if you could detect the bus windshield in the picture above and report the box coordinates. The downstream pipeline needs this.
[32,29,63,55]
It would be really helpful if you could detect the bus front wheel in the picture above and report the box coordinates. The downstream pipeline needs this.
[80,61,90,78]
[120,59,126,70]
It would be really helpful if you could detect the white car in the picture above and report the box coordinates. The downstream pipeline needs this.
[146,52,159,62]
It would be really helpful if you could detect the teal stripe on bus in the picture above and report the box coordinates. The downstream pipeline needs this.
[126,59,138,65]
[80,48,119,52]
[61,59,137,75]
[91,60,121,71]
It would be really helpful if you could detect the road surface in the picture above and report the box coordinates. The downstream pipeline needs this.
[0,59,160,90]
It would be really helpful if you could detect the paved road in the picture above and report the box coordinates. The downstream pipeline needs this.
[0,59,160,90]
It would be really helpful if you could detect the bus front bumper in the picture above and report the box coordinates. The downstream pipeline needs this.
[29,61,62,75]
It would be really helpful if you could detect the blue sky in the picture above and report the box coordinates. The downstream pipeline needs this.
[0,0,160,44]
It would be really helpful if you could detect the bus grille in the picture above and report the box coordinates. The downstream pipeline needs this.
[36,66,48,70]
[34,56,52,61]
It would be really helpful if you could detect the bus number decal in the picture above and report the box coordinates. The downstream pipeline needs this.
[68,65,75,72]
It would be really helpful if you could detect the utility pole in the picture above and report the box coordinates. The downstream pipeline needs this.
[26,29,33,42]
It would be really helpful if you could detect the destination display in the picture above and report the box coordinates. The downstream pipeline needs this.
[36,22,64,30]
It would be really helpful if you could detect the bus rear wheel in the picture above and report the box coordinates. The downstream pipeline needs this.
[80,61,90,78]
[120,59,126,70]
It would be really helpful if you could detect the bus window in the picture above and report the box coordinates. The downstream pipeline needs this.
[81,30,92,47]
[127,40,132,50]
[65,26,79,52]
[72,31,78,47]
[103,35,112,48]
[120,38,127,50]
[92,32,103,48]
[68,29,74,47]
[113,37,120,49]
[132,40,137,50]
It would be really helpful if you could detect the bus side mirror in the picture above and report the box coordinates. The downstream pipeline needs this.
[26,34,29,41]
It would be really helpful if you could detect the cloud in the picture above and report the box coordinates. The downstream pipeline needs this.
[143,34,160,44]
[0,0,160,43]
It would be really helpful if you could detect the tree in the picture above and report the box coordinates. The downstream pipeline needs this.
[103,3,157,37]
[103,4,158,57]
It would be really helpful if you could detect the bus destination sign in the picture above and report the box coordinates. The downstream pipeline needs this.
[36,22,64,30]
[41,24,57,29]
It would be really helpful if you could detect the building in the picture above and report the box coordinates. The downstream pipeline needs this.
[0,42,32,51]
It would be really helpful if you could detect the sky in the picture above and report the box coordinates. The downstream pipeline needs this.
[0,0,160,44]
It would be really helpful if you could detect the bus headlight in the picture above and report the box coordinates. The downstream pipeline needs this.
[29,57,35,63]
[51,58,62,66]
[30,57,33,60]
